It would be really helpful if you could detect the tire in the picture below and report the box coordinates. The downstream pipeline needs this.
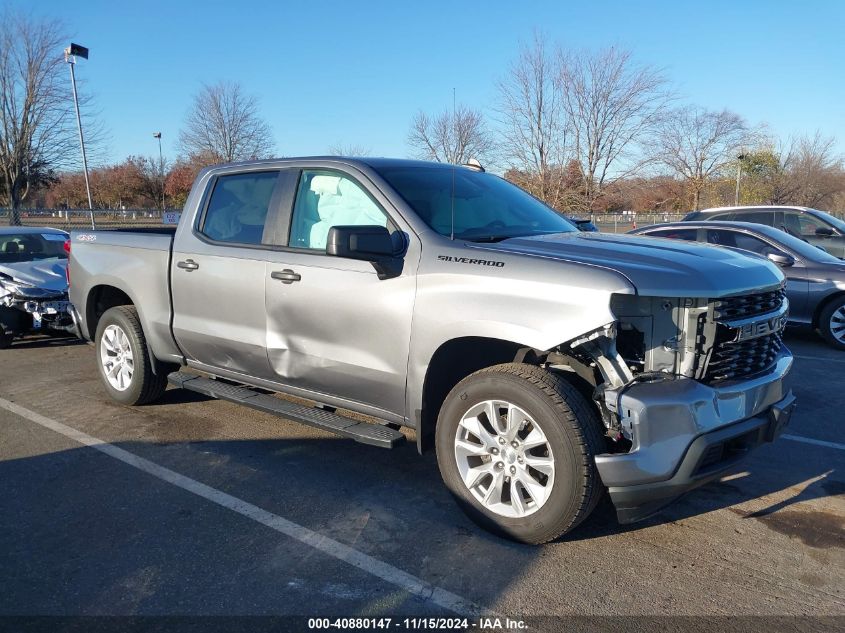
[94,306,169,405]
[0,329,11,349]
[818,295,845,350]
[435,363,606,544]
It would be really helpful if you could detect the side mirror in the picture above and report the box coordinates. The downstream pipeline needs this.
[815,226,835,237]
[326,225,394,260]
[767,252,795,267]
[326,225,402,279]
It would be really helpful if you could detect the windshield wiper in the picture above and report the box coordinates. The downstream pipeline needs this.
[465,235,516,243]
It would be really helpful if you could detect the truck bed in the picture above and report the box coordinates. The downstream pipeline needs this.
[68,228,180,362]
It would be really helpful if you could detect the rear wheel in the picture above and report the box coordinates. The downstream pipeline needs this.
[435,363,605,544]
[95,306,169,405]
[818,296,845,350]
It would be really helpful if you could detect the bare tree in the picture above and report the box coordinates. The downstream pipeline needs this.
[559,47,671,209]
[327,143,372,156]
[0,12,80,224]
[407,105,494,165]
[789,132,843,208]
[178,81,274,163]
[496,33,570,207]
[653,107,750,210]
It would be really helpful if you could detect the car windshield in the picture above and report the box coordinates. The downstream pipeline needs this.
[812,209,845,233]
[772,228,844,263]
[0,232,68,263]
[374,165,577,241]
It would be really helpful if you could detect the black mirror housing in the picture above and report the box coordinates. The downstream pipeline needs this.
[326,225,402,279]
[326,225,394,260]
[815,226,835,237]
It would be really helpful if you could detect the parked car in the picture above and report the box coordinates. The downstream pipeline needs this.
[682,206,845,258]
[631,221,845,349]
[68,158,794,543]
[0,227,73,348]
[565,216,599,232]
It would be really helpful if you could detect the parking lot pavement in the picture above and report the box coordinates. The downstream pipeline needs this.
[0,331,843,621]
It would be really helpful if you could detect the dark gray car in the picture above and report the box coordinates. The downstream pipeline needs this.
[631,221,845,349]
[682,205,845,258]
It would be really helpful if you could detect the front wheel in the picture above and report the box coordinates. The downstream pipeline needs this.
[435,363,605,544]
[95,306,168,405]
[818,296,845,350]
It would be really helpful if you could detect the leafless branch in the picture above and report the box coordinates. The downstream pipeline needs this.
[178,81,275,163]
[407,104,494,166]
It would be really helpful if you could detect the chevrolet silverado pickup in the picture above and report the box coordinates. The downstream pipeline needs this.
[68,158,795,543]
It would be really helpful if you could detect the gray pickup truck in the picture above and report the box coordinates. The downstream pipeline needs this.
[69,157,795,543]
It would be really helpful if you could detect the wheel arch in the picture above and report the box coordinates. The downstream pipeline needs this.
[812,290,845,329]
[86,285,166,376]
[85,284,134,339]
[417,337,524,453]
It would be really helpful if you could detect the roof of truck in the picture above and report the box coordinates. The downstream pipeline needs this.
[205,156,475,171]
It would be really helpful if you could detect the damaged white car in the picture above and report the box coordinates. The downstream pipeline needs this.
[0,227,74,348]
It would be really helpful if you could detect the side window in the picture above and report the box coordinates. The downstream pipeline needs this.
[796,213,829,238]
[200,171,280,245]
[735,210,775,226]
[710,212,736,221]
[707,230,780,256]
[289,170,390,250]
[648,229,698,241]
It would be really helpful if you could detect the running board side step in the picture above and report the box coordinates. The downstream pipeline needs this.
[168,372,405,449]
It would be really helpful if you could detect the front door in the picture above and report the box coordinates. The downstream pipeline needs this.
[263,168,417,417]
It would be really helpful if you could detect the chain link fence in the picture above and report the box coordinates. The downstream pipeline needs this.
[3,208,843,235]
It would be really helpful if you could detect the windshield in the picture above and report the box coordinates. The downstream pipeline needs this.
[812,209,845,234]
[0,232,68,263]
[374,165,577,241]
[767,227,843,263]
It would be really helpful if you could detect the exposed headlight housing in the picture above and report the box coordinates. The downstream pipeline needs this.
[610,294,717,379]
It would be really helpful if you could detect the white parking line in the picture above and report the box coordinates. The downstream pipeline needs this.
[783,434,845,452]
[0,397,488,617]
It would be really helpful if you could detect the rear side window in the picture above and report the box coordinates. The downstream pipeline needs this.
[647,229,699,241]
[732,210,775,226]
[706,229,781,256]
[200,171,279,245]
[709,212,736,221]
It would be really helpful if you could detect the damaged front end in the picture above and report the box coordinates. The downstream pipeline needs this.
[544,287,794,523]
[0,272,74,347]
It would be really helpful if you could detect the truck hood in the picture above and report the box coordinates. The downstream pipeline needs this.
[480,232,784,297]
[0,258,68,293]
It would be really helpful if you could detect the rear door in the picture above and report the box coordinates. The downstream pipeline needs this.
[261,167,418,418]
[171,168,296,378]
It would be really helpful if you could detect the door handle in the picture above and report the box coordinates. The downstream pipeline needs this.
[271,269,301,284]
[176,259,199,271]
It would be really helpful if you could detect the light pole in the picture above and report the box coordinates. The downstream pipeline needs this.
[64,43,95,229]
[734,153,746,206]
[153,132,164,213]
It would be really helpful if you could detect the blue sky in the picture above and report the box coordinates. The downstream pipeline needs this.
[12,0,845,164]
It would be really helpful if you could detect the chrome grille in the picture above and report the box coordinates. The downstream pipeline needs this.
[704,288,786,383]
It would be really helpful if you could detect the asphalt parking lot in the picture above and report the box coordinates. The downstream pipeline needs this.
[1,329,843,627]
